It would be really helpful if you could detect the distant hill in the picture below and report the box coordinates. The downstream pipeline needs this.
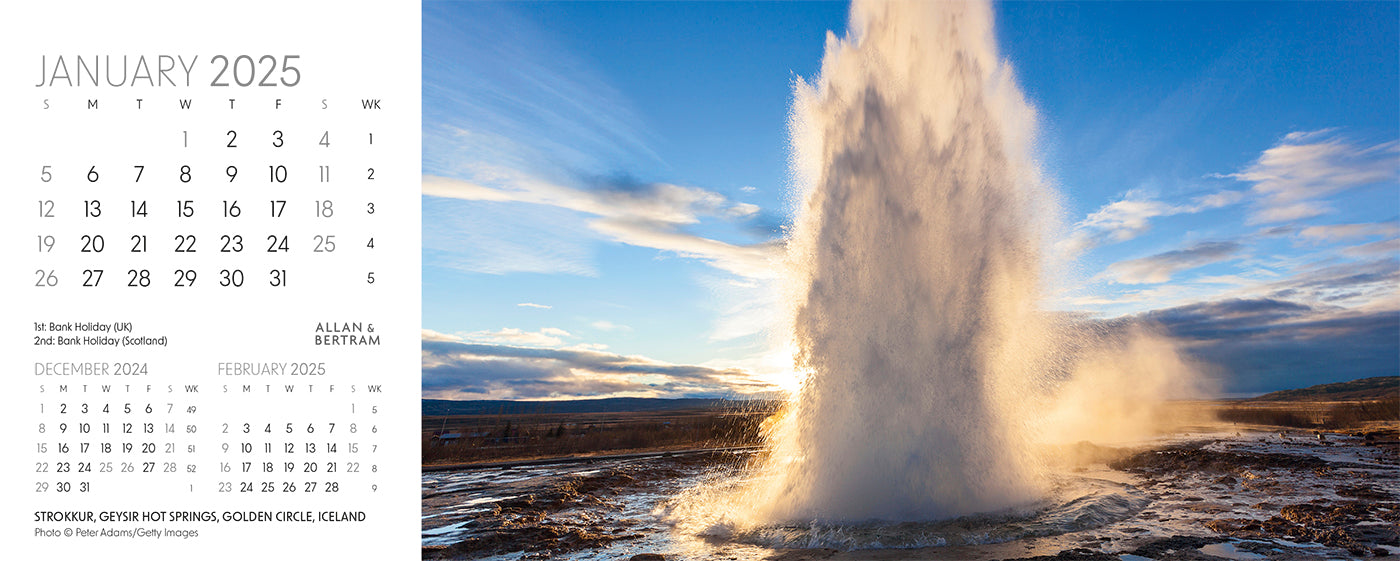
[422,397,773,416]
[1249,376,1399,402]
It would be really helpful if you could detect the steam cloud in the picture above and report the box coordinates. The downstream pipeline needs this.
[677,0,1211,528]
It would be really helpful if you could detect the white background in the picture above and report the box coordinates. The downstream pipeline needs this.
[0,1,422,558]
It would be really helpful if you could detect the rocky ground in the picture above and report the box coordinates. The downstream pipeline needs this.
[422,426,1399,561]
[1107,432,1398,558]
[422,450,744,559]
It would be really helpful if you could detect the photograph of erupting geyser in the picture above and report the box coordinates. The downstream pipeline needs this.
[419,1,1398,560]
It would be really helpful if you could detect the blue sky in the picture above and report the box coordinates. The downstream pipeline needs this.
[422,1,1398,399]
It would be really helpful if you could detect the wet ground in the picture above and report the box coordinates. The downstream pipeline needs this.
[421,427,1398,560]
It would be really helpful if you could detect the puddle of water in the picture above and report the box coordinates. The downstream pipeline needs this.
[1199,541,1266,560]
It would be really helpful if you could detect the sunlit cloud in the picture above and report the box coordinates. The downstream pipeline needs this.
[422,328,463,343]
[1250,257,1400,308]
[590,320,631,332]
[517,302,552,309]
[1298,220,1400,243]
[587,217,779,279]
[1223,131,1399,224]
[425,174,781,279]
[1193,190,1247,209]
[1075,239,1397,319]
[1065,196,1175,253]
[1060,189,1244,255]
[1104,241,1242,284]
[1343,238,1400,259]
[461,327,574,348]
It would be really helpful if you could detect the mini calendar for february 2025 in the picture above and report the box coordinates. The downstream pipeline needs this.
[1,2,421,558]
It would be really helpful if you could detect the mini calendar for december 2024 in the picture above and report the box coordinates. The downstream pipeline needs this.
[2,2,421,558]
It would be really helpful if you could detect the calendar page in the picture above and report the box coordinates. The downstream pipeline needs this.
[1,2,421,558]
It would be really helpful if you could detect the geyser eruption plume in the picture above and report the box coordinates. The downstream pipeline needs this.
[753,0,1055,522]
[664,1,1210,534]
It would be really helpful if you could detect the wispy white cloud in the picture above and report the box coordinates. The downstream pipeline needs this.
[587,217,779,279]
[1255,257,1400,308]
[1060,189,1244,255]
[517,302,552,309]
[1105,241,1243,284]
[1193,190,1248,209]
[1342,238,1400,259]
[422,328,463,343]
[424,170,758,226]
[590,320,631,332]
[1073,197,1175,247]
[459,327,574,348]
[1223,131,1399,224]
[1086,244,1397,314]
[1254,202,1330,224]
[424,173,780,279]
[1298,220,1400,243]
[1056,283,1199,312]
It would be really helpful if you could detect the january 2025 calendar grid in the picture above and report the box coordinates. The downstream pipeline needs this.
[2,2,421,558]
